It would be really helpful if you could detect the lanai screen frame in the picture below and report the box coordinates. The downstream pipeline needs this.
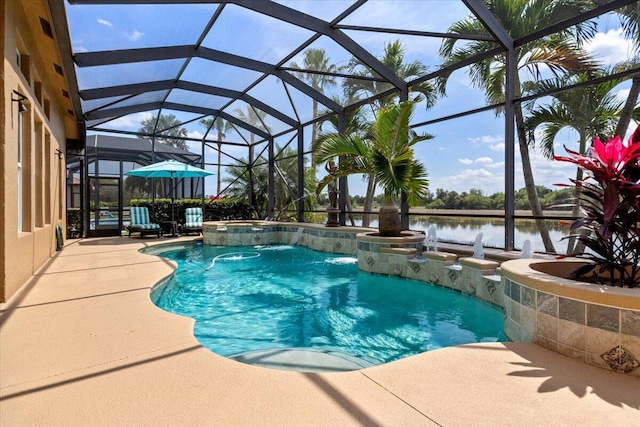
[49,0,638,251]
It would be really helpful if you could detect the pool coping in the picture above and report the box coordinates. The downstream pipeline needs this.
[1,236,639,425]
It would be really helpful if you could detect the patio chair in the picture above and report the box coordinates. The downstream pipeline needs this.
[181,207,203,235]
[126,207,162,238]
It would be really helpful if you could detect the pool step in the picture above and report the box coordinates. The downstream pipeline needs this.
[229,348,378,372]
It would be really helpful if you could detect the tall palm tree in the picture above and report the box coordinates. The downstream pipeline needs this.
[235,106,269,144]
[439,0,597,253]
[316,99,370,225]
[614,55,640,138]
[343,40,437,227]
[201,116,232,196]
[290,48,338,168]
[345,40,437,111]
[139,113,188,150]
[526,69,624,252]
[315,101,431,236]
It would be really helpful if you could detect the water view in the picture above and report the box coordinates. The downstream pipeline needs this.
[343,213,571,254]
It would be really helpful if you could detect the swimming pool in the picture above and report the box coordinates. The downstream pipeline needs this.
[151,244,505,366]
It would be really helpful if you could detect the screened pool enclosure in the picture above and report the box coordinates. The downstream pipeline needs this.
[51,0,639,251]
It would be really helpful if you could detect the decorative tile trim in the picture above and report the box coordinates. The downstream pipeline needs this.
[204,224,361,254]
[621,310,640,336]
[587,304,619,332]
[504,277,640,376]
[559,298,585,324]
[537,292,557,317]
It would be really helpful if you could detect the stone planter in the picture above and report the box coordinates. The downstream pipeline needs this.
[500,259,640,376]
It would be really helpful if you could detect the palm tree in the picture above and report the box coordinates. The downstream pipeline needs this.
[223,144,316,220]
[315,101,431,236]
[345,40,437,111]
[343,40,437,227]
[272,145,317,220]
[614,56,640,138]
[235,106,270,213]
[223,158,268,219]
[290,48,338,168]
[439,0,597,253]
[235,106,269,144]
[201,116,232,196]
[526,69,624,252]
[139,113,188,150]
[316,99,370,225]
[138,113,189,198]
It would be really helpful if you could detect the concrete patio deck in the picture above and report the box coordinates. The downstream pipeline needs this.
[1,236,638,426]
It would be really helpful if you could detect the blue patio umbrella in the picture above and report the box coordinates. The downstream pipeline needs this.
[126,160,214,225]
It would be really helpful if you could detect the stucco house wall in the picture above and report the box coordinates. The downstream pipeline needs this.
[2,0,79,302]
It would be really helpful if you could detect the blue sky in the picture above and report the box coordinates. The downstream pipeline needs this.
[66,1,638,197]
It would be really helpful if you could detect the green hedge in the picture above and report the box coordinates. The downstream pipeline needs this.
[129,198,253,222]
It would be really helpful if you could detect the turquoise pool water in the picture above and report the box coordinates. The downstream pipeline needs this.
[151,244,505,364]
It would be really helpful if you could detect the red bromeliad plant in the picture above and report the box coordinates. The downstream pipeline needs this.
[553,126,640,288]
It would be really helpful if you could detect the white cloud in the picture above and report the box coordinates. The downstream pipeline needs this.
[585,28,635,66]
[431,168,504,194]
[475,157,493,165]
[489,143,505,152]
[187,130,204,140]
[468,135,503,145]
[126,30,145,41]
[97,18,113,27]
[459,158,473,165]
[108,112,153,130]
[486,161,505,169]
[73,44,88,53]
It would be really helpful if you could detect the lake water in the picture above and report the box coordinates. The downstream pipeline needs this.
[346,215,570,254]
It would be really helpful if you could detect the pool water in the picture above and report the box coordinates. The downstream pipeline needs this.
[152,244,505,365]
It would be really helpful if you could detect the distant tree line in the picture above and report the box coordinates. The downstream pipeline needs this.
[342,187,574,211]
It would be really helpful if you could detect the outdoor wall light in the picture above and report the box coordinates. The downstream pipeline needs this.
[11,90,28,113]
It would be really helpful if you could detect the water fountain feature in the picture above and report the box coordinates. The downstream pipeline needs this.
[472,233,484,259]
[290,227,304,245]
[425,225,438,252]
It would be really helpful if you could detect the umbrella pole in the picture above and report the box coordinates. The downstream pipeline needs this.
[171,174,175,230]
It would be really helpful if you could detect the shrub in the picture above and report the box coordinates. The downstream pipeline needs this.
[130,198,253,223]
[554,126,640,287]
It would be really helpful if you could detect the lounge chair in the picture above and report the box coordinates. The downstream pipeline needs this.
[181,207,203,235]
[126,207,162,238]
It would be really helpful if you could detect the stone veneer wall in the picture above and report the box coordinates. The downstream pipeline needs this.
[356,233,504,308]
[203,222,364,255]
[501,260,640,376]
